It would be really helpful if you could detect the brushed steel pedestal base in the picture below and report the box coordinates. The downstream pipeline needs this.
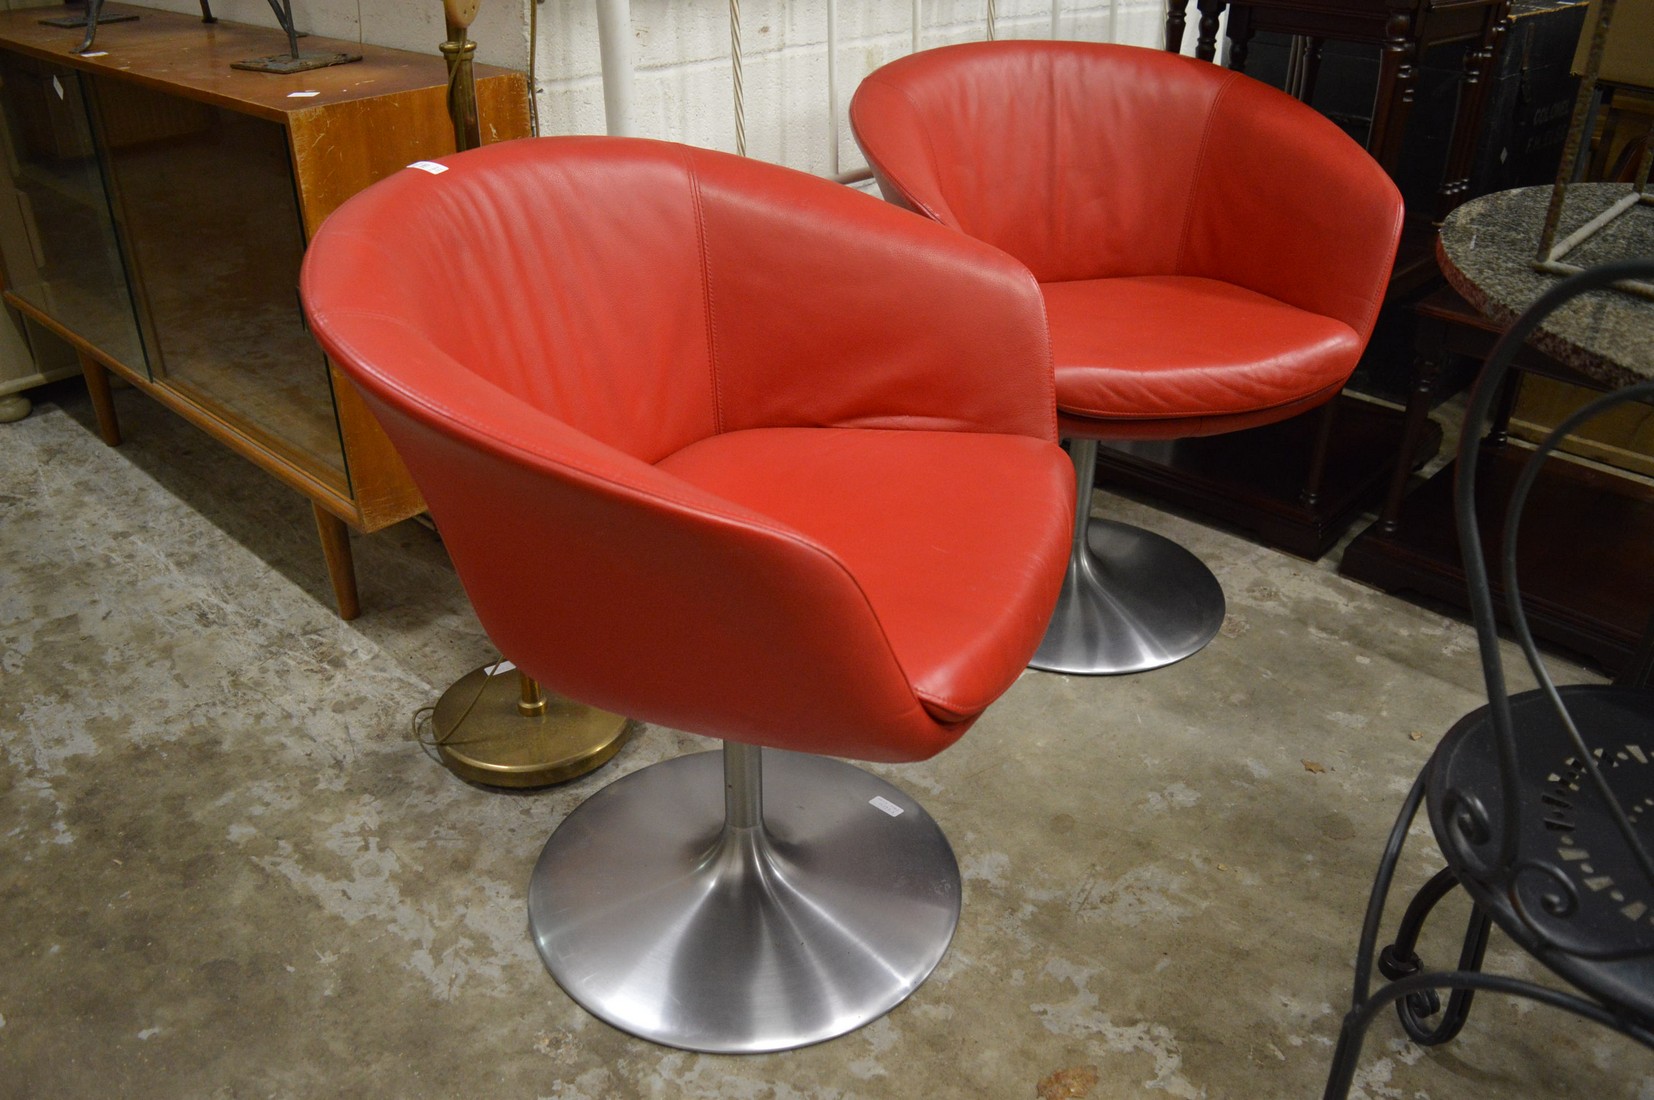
[431,665,632,789]
[1030,438,1226,675]
[528,746,961,1053]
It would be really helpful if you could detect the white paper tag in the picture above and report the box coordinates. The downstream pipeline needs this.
[287,90,321,98]
[487,658,516,675]
[51,76,64,100]
[869,796,904,818]
[408,161,449,175]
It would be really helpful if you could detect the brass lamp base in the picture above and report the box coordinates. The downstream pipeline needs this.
[431,665,633,788]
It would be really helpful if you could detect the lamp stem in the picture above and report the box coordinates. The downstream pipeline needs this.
[442,0,484,152]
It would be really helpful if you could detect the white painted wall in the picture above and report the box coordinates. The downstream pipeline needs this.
[528,0,1179,176]
[123,0,1187,177]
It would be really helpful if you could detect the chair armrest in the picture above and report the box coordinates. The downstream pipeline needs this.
[302,310,967,763]
[1183,75,1405,344]
[685,147,1058,443]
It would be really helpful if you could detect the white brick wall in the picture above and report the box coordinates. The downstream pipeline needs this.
[128,0,1186,176]
[531,0,1177,175]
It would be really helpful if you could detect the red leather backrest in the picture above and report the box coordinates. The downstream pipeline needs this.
[307,136,1056,457]
[689,149,1056,439]
[853,42,1221,283]
[303,140,719,464]
[299,137,1061,762]
[851,42,1403,337]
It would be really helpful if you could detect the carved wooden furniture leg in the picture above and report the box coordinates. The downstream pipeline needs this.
[1369,5,1421,172]
[1165,0,1190,52]
[1376,309,1455,535]
[1437,7,1508,218]
[312,503,361,621]
[78,353,121,447]
[1227,11,1254,72]
[1299,400,1338,512]
[1194,0,1227,60]
[1301,37,1327,102]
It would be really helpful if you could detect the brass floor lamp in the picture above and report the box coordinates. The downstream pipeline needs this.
[424,0,633,788]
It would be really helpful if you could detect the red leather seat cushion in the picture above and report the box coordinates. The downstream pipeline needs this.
[1042,276,1362,434]
[657,426,1073,724]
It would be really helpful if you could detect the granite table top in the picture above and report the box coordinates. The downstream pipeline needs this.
[1436,182,1654,388]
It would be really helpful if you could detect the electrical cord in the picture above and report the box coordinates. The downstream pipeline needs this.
[409,656,513,762]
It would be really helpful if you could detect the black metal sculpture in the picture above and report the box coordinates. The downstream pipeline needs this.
[58,0,356,73]
[231,0,361,74]
[62,2,215,56]
[1321,257,1654,1099]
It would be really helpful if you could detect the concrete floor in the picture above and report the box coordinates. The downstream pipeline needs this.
[2,381,1648,1099]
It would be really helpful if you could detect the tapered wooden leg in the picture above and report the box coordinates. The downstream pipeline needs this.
[1164,0,1188,52]
[1299,400,1338,511]
[79,353,121,446]
[1194,0,1225,61]
[313,503,361,621]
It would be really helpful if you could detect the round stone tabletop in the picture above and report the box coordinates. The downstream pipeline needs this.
[1436,182,1654,388]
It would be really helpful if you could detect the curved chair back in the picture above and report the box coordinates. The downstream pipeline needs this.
[1323,258,1654,1098]
[1448,257,1654,950]
[300,136,1063,762]
[850,40,1403,348]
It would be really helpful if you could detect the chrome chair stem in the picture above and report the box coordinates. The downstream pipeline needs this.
[1029,438,1226,675]
[528,744,961,1052]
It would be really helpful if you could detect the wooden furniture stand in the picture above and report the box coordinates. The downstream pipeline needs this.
[1340,283,1654,675]
[0,4,530,617]
[1343,183,1654,678]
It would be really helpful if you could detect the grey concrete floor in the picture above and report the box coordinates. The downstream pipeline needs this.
[2,381,1648,1099]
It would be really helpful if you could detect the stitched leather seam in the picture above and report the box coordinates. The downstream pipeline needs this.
[1062,372,1348,423]
[1351,200,1405,341]
[861,76,952,226]
[1020,265,1061,440]
[686,148,727,436]
[1176,69,1239,275]
[914,687,978,722]
[317,241,935,729]
[313,305,767,526]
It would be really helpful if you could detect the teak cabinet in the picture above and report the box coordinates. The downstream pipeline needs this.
[0,3,531,618]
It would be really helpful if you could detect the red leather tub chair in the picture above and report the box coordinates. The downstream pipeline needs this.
[299,137,1074,1052]
[851,41,1404,675]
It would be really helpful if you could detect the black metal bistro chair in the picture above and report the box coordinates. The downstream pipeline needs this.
[1323,258,1654,1098]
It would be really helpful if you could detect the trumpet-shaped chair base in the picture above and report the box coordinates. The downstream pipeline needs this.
[527,744,961,1053]
[1030,438,1226,675]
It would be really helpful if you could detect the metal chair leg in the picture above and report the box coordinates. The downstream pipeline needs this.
[1029,438,1226,675]
[1377,866,1493,1044]
[527,743,962,1052]
[1324,769,1430,1099]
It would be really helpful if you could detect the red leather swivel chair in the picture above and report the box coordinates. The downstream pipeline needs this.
[299,137,1074,1052]
[851,42,1404,675]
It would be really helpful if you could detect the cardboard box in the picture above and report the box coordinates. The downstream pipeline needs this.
[1512,375,1654,478]
[1572,0,1654,89]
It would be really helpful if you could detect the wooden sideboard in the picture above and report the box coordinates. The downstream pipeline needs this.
[0,3,531,617]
